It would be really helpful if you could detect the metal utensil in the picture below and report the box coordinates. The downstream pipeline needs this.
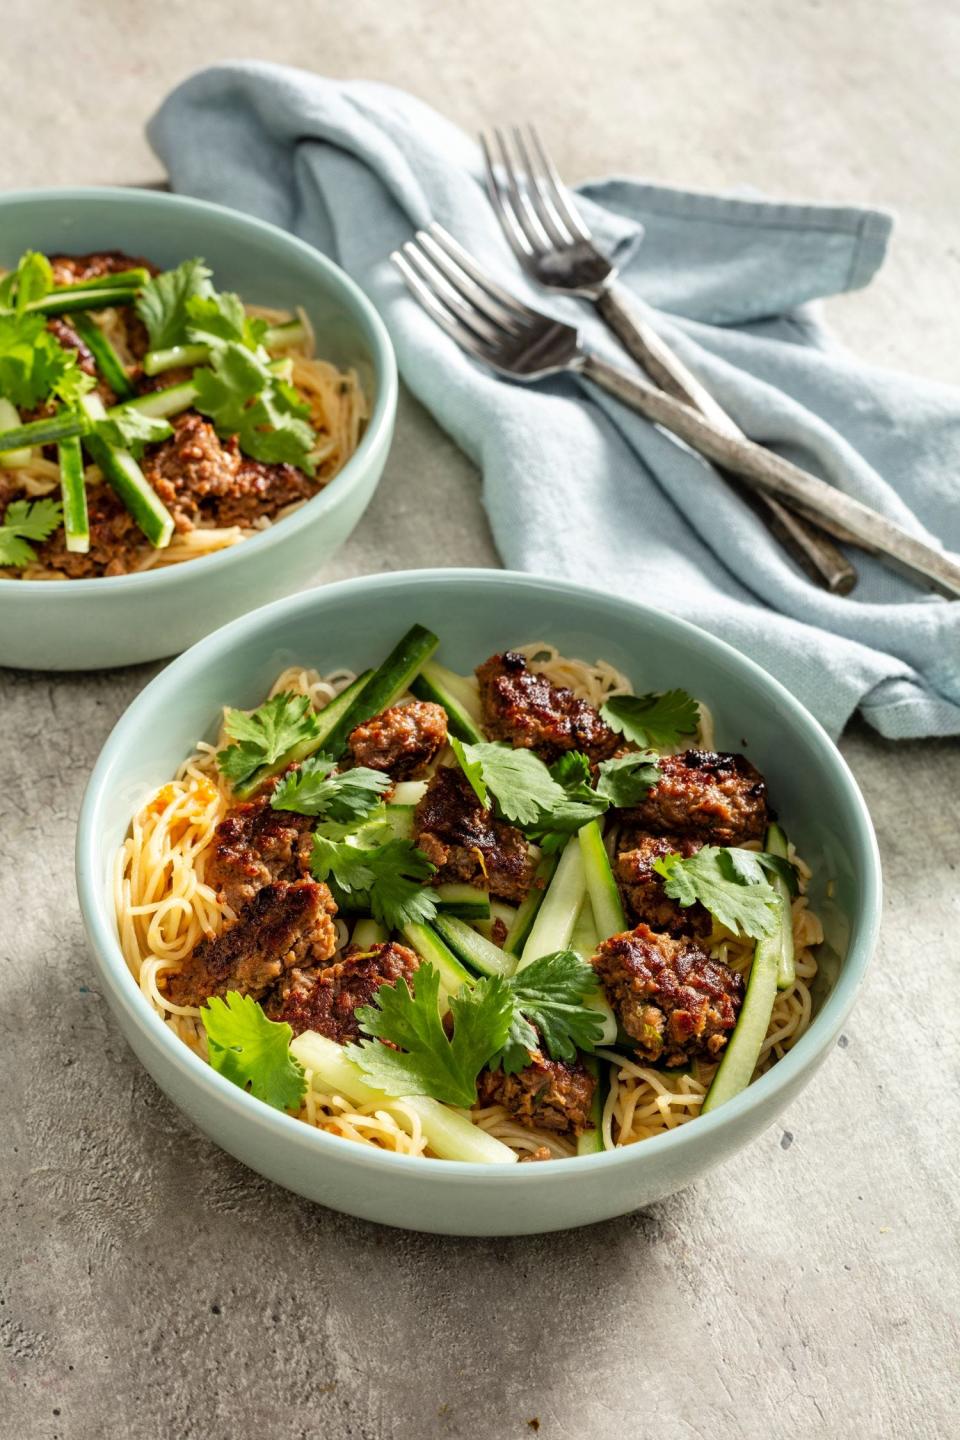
[392,225,960,600]
[479,124,857,595]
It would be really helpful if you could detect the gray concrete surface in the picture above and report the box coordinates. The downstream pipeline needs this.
[2,3,959,1437]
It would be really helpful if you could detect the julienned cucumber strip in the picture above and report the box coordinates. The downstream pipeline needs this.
[71,315,135,400]
[503,853,557,956]
[578,820,627,940]
[52,267,150,293]
[410,660,484,743]
[701,923,781,1115]
[390,780,427,806]
[80,394,173,549]
[765,822,796,990]
[432,882,490,919]
[232,670,374,800]
[27,284,139,317]
[351,918,388,949]
[0,410,87,453]
[57,437,89,554]
[431,914,517,979]
[114,380,199,420]
[576,1053,609,1156]
[0,399,32,467]
[320,625,440,759]
[571,895,618,1045]
[518,835,587,971]
[290,1032,517,1164]
[401,922,474,1009]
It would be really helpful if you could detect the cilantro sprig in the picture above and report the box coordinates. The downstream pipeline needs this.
[201,992,306,1111]
[0,498,63,568]
[272,753,390,823]
[310,833,438,930]
[493,950,604,1075]
[216,692,323,788]
[652,845,795,939]
[135,257,215,349]
[450,736,660,845]
[349,953,603,1104]
[348,964,514,1107]
[601,689,700,750]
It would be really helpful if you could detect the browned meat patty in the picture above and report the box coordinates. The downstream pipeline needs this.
[265,941,420,1042]
[616,829,710,937]
[414,765,535,903]
[476,651,619,764]
[30,482,143,578]
[49,251,158,286]
[347,700,447,780]
[141,413,315,533]
[624,750,768,846]
[206,781,314,914]
[593,922,743,1067]
[477,1053,596,1136]
[165,879,338,1009]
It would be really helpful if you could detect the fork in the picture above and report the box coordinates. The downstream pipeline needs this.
[391,225,960,600]
[479,124,857,596]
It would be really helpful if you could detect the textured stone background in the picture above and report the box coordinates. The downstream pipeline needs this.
[2,3,959,1437]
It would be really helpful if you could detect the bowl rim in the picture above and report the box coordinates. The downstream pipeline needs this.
[76,567,883,1182]
[0,185,398,596]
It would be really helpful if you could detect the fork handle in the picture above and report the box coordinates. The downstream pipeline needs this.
[596,283,857,595]
[581,350,960,600]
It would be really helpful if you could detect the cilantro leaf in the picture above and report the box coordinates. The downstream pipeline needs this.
[0,312,88,410]
[449,735,487,805]
[726,847,799,895]
[0,497,63,567]
[601,690,700,750]
[550,751,593,793]
[310,835,438,930]
[216,691,322,787]
[185,291,267,351]
[91,409,173,458]
[201,991,306,1111]
[348,964,514,1107]
[192,339,316,473]
[0,250,53,314]
[271,753,390,823]
[135,257,214,349]
[494,949,604,1074]
[451,739,571,826]
[652,846,781,938]
[595,751,661,808]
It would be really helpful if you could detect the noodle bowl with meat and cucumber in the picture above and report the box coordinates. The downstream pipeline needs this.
[115,624,822,1165]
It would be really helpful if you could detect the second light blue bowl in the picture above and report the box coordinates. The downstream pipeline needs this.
[76,570,882,1234]
[0,188,397,670]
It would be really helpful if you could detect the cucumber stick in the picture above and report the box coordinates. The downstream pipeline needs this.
[80,393,173,549]
[351,919,387,948]
[232,670,373,799]
[321,624,440,758]
[571,895,618,1045]
[57,437,89,553]
[0,398,32,466]
[431,914,517,979]
[701,923,781,1115]
[390,780,427,806]
[401,922,474,1008]
[519,835,586,970]
[410,660,484,743]
[579,820,626,939]
[71,314,135,400]
[290,1031,516,1164]
[766,822,796,990]
[503,853,558,956]
[576,1053,609,1156]
[431,883,489,920]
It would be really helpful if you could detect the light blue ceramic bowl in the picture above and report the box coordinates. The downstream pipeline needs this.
[0,188,397,670]
[76,570,881,1235]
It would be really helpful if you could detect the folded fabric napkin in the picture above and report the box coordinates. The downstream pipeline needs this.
[149,63,960,740]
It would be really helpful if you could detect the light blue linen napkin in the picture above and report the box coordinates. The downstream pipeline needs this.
[148,62,960,740]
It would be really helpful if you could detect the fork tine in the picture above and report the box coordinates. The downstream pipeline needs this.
[400,242,505,347]
[425,224,544,323]
[416,231,529,335]
[479,131,536,264]
[525,124,593,243]
[490,127,552,255]
[391,250,496,368]
[511,125,573,248]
